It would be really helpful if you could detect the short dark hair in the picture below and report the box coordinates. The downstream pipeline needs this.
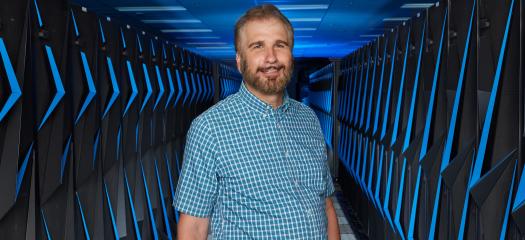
[234,4,294,52]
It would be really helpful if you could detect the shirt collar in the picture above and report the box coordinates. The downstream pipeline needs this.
[238,81,290,116]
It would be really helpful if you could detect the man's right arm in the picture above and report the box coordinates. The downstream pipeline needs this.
[174,117,219,239]
[177,213,210,240]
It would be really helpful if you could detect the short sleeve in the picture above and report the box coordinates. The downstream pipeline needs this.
[323,162,335,198]
[174,117,219,217]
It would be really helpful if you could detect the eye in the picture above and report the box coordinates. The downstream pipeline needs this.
[253,43,262,49]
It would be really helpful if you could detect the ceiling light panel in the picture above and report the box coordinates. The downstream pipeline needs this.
[142,19,201,23]
[115,6,186,12]
[400,3,435,8]
[162,29,213,33]
[275,4,329,10]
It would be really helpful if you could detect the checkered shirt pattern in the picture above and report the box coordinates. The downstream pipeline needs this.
[174,82,335,239]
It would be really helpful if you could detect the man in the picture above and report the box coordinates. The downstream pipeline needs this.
[175,4,339,239]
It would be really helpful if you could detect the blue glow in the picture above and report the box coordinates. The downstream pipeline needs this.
[34,0,43,27]
[470,0,514,189]
[116,126,121,160]
[75,51,97,124]
[99,19,106,44]
[349,55,359,125]
[165,154,179,223]
[359,47,371,128]
[380,30,398,141]
[39,45,65,131]
[71,10,79,37]
[383,151,396,231]
[140,161,159,240]
[419,9,448,161]
[373,38,389,134]
[394,157,407,239]
[140,63,153,113]
[402,21,426,152]
[500,161,518,240]
[0,38,22,123]
[365,40,379,132]
[174,69,183,107]
[123,60,138,116]
[374,145,385,218]
[137,34,143,53]
[75,192,91,240]
[41,209,53,240]
[354,52,365,125]
[428,3,476,239]
[513,166,525,211]
[391,26,411,146]
[123,170,142,240]
[165,68,175,109]
[120,28,127,49]
[190,72,197,104]
[60,135,72,183]
[183,71,190,106]
[103,57,120,118]
[16,143,34,199]
[154,160,173,239]
[150,39,156,57]
[153,65,165,110]
[103,181,119,239]
[93,129,100,170]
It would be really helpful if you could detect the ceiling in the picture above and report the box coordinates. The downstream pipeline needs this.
[73,0,438,60]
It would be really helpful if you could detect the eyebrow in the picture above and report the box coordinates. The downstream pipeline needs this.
[247,40,289,48]
[248,41,263,48]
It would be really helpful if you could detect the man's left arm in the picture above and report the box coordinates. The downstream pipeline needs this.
[323,161,340,239]
[326,197,340,240]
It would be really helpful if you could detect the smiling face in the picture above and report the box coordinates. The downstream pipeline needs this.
[236,17,294,96]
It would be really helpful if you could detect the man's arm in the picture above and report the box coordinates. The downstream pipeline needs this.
[326,197,340,240]
[177,213,210,240]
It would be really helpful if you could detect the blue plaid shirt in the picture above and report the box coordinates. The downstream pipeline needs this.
[175,82,335,239]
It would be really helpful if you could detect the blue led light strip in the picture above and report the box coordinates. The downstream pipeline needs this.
[103,181,119,239]
[103,57,120,118]
[402,20,426,152]
[391,26,411,146]
[39,45,65,130]
[459,1,515,238]
[123,61,138,116]
[373,38,389,135]
[0,38,22,122]
[366,39,380,132]
[75,192,91,240]
[408,9,447,239]
[428,3,476,239]
[140,160,159,240]
[123,170,142,240]
[75,51,97,124]
[140,64,153,113]
[380,30,399,141]
[154,160,173,239]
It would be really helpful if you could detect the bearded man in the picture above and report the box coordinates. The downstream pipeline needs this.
[174,4,340,239]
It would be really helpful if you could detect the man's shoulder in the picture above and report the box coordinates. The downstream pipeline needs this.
[191,93,241,128]
[288,98,318,119]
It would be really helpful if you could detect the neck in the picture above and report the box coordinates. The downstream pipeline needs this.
[244,82,284,109]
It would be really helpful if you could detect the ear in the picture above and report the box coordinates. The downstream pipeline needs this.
[236,53,242,74]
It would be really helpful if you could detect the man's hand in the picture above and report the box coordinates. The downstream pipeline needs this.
[326,197,341,240]
[177,213,210,240]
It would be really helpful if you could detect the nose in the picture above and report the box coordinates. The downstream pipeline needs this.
[264,47,277,63]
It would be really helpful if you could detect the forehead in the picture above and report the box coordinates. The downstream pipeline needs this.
[240,18,290,42]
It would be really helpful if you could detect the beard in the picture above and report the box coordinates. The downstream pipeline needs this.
[240,55,294,95]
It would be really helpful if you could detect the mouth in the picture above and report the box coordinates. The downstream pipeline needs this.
[258,66,283,78]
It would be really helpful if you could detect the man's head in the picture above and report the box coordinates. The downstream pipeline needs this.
[234,4,294,96]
